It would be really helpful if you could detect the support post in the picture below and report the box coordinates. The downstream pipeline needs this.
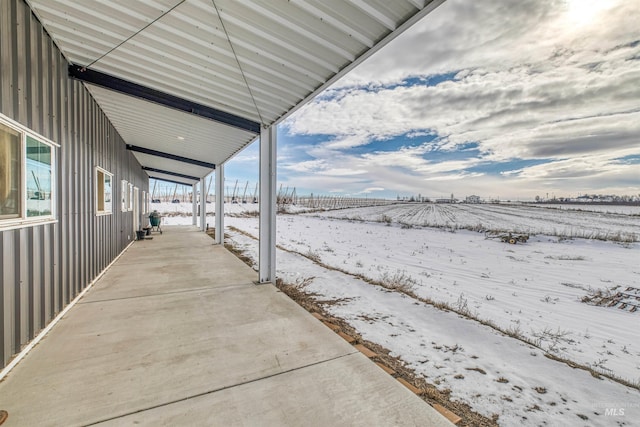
[192,183,197,226]
[215,164,224,244]
[259,126,277,283]
[200,176,207,231]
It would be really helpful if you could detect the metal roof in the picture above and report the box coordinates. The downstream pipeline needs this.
[26,0,444,183]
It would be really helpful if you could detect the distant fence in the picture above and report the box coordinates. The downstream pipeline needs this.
[290,196,396,210]
[149,194,398,211]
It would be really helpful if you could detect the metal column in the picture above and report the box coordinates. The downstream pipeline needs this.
[215,164,224,244]
[259,126,277,283]
[192,183,197,226]
[200,177,207,231]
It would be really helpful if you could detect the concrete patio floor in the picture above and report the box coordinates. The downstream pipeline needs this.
[0,226,452,426]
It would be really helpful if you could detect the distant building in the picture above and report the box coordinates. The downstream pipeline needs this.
[466,195,481,204]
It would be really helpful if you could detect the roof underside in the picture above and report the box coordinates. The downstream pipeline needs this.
[26,0,444,184]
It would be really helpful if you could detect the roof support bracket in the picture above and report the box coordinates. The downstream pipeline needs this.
[147,177,193,187]
[127,145,216,169]
[68,64,261,133]
[142,166,199,181]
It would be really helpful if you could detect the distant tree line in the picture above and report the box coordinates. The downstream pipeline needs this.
[533,194,640,205]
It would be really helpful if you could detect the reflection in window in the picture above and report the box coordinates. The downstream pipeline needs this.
[0,122,21,218]
[26,136,52,217]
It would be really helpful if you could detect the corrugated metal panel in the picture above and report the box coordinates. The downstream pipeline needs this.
[145,171,199,187]
[86,85,256,170]
[134,153,210,183]
[1,232,17,364]
[0,0,149,368]
[24,0,443,185]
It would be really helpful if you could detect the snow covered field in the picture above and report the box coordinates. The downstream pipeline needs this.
[314,203,640,242]
[530,204,640,216]
[158,202,640,426]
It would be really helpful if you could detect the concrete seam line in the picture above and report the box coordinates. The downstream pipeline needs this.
[83,352,360,426]
[77,282,254,305]
[0,240,136,382]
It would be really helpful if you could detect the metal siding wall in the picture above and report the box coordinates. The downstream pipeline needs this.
[0,0,148,367]
[1,233,16,364]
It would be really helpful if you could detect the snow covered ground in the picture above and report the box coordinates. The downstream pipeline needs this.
[156,202,640,426]
[313,203,639,242]
[530,204,640,216]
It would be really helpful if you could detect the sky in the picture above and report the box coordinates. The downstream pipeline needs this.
[221,0,640,201]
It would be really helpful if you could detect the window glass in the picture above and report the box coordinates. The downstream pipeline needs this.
[26,135,52,217]
[0,122,21,218]
[122,180,128,212]
[97,170,105,211]
[129,183,134,211]
[104,173,112,212]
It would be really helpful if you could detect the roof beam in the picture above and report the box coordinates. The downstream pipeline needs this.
[141,167,200,181]
[68,64,261,133]
[126,144,216,169]
[147,176,194,187]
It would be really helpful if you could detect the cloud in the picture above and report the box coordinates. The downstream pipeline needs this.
[424,172,485,182]
[286,47,640,162]
[273,0,640,198]
[282,159,329,173]
[339,0,638,87]
[357,187,385,194]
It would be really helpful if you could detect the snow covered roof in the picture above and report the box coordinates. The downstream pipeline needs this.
[26,0,444,185]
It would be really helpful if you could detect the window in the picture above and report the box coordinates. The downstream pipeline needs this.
[128,183,134,212]
[120,181,136,212]
[0,114,57,228]
[142,191,146,214]
[121,180,128,212]
[96,167,113,215]
[0,122,21,219]
[26,136,52,217]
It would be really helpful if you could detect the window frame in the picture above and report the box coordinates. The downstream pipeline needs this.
[95,166,113,216]
[0,113,58,230]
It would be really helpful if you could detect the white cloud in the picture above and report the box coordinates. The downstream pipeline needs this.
[357,187,385,194]
[339,0,638,86]
[282,159,329,173]
[273,0,640,199]
[424,172,485,182]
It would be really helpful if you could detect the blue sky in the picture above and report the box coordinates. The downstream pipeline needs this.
[217,0,640,200]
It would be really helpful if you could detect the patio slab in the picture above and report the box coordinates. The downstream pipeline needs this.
[0,226,452,426]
